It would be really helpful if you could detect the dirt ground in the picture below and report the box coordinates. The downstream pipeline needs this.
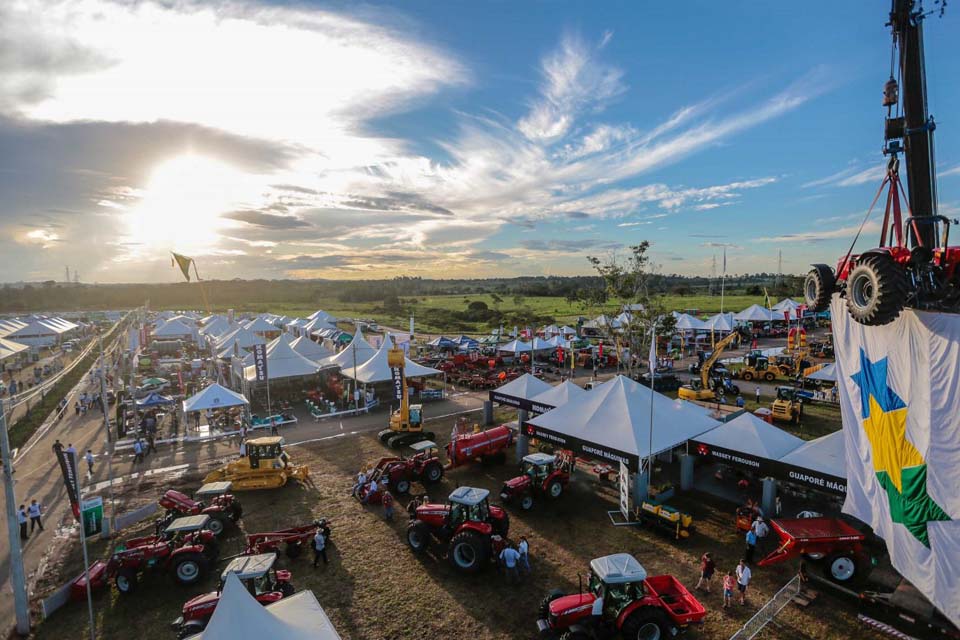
[32,411,881,640]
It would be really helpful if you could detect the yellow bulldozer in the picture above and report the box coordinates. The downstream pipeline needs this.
[678,332,739,402]
[204,436,310,490]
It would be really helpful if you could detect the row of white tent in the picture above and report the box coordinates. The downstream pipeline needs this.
[494,373,845,489]
[672,299,807,333]
[497,336,574,354]
[0,315,80,348]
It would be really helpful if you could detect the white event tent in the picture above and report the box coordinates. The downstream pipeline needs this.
[734,304,776,323]
[702,312,735,332]
[674,313,707,331]
[775,430,847,490]
[0,337,29,363]
[217,328,266,359]
[188,572,341,640]
[529,379,586,414]
[498,339,532,354]
[526,375,719,470]
[690,411,805,462]
[340,341,441,384]
[489,373,552,410]
[771,298,802,313]
[290,336,334,363]
[182,383,249,414]
[324,330,377,370]
[154,318,199,342]
[244,339,327,382]
[245,316,281,336]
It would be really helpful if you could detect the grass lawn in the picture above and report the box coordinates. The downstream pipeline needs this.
[36,409,865,640]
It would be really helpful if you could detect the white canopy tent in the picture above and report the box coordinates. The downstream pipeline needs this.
[187,572,341,640]
[307,310,337,323]
[217,328,266,359]
[244,339,325,382]
[290,336,334,363]
[733,304,776,322]
[690,411,805,462]
[200,317,233,338]
[559,325,577,337]
[674,313,707,331]
[324,330,377,370]
[0,337,29,363]
[775,430,847,494]
[498,339,532,354]
[531,337,555,352]
[489,373,552,410]
[807,362,837,382]
[702,312,735,332]
[3,317,72,346]
[245,317,281,335]
[340,341,441,384]
[771,298,802,312]
[154,318,198,340]
[529,380,586,414]
[526,375,719,470]
[182,383,249,413]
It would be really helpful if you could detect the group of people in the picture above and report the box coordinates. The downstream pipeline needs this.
[497,536,531,584]
[695,553,753,608]
[74,390,103,417]
[132,434,157,463]
[17,499,45,541]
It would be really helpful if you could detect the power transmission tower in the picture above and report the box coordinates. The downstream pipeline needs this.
[709,254,717,295]
[776,249,783,289]
[65,266,70,284]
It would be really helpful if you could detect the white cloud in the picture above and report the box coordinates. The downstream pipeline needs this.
[939,165,960,178]
[752,220,881,243]
[804,163,884,188]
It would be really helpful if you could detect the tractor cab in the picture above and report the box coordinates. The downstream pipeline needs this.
[744,353,770,370]
[162,515,213,542]
[588,553,648,620]
[195,481,233,502]
[217,553,291,597]
[408,439,439,462]
[775,386,801,402]
[772,386,804,424]
[521,452,556,483]
[245,436,287,470]
[447,487,492,525]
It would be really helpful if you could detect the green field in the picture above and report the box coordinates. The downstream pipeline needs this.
[223,293,769,335]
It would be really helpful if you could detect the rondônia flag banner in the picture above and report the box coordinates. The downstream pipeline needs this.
[832,296,960,626]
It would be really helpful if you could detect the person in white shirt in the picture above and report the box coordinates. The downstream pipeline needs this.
[361,478,378,504]
[752,517,770,545]
[84,450,95,475]
[499,545,520,583]
[353,469,368,495]
[518,536,531,575]
[239,439,246,458]
[736,559,752,605]
[28,499,44,533]
[312,530,328,568]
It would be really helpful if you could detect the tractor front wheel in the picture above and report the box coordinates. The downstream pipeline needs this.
[394,478,411,494]
[115,568,138,595]
[448,531,488,573]
[621,606,674,640]
[804,264,836,312]
[764,372,775,382]
[207,514,226,537]
[172,554,206,586]
[422,462,443,484]
[406,521,431,554]
[846,255,907,326]
[741,371,753,381]
[285,541,302,559]
[520,495,534,510]
[547,481,563,499]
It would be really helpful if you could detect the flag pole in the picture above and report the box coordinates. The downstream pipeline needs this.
[647,328,656,496]
[720,246,727,314]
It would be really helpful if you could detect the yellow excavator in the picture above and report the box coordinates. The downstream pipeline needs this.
[204,436,310,490]
[377,347,434,449]
[678,332,739,401]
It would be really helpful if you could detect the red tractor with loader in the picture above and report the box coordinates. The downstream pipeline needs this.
[757,517,874,585]
[356,440,445,500]
[172,553,295,639]
[406,486,510,573]
[537,553,706,640]
[106,515,219,595]
[445,422,514,468]
[242,519,331,559]
[500,451,574,510]
[157,481,243,536]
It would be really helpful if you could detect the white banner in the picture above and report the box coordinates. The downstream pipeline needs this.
[832,296,960,626]
[619,462,630,520]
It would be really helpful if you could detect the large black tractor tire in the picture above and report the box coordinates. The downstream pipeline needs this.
[207,513,227,537]
[538,589,565,619]
[447,531,488,573]
[280,581,296,597]
[823,552,864,584]
[230,502,243,522]
[804,264,836,312]
[172,553,207,586]
[115,568,139,595]
[406,521,431,554]
[845,255,907,326]
[177,620,207,640]
[520,494,535,511]
[547,480,564,499]
[394,478,411,494]
[378,429,393,444]
[741,371,754,382]
[422,462,444,484]
[285,541,303,559]
[621,606,675,640]
[492,511,510,537]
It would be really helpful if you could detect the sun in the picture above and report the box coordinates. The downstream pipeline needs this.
[125,154,250,255]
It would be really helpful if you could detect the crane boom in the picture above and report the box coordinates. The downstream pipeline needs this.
[699,332,739,389]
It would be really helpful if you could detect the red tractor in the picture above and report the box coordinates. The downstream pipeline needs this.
[445,423,513,469]
[243,519,331,559]
[537,554,706,640]
[406,487,510,573]
[157,481,243,536]
[106,515,218,595]
[500,451,573,510]
[356,440,444,501]
[172,553,295,639]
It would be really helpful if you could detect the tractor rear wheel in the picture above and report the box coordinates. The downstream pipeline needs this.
[172,553,206,586]
[285,541,302,559]
[448,531,488,573]
[804,264,836,312]
[547,481,563,499]
[207,514,226,537]
[520,495,534,510]
[846,255,907,326]
[422,462,443,484]
[115,568,138,595]
[177,620,207,640]
[538,590,565,619]
[741,371,753,381]
[394,478,411,494]
[621,606,674,640]
[406,521,431,554]
[764,372,775,382]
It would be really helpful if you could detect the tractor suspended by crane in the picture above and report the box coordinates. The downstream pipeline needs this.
[805,0,956,326]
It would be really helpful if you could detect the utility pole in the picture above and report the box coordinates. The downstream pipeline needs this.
[98,332,116,530]
[0,399,31,635]
[777,249,783,289]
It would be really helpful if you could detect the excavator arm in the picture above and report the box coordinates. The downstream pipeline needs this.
[699,332,739,389]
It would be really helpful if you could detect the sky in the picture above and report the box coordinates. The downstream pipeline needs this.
[1,0,959,284]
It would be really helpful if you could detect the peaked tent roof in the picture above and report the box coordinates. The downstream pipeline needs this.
[807,362,837,381]
[776,430,846,481]
[136,392,175,407]
[307,309,337,323]
[529,380,586,413]
[734,304,776,322]
[0,337,29,361]
[290,336,334,363]
[153,318,197,338]
[526,375,719,469]
[4,318,63,338]
[340,341,441,383]
[559,325,577,335]
[771,298,802,312]
[244,338,324,382]
[200,317,232,337]
[245,316,280,334]
[302,317,336,333]
[702,312,735,331]
[675,313,707,331]
[490,373,552,410]
[182,383,249,413]
[189,572,341,640]
[498,339,532,354]
[427,336,458,349]
[531,337,555,351]
[692,411,804,460]
[216,328,266,358]
[324,330,377,370]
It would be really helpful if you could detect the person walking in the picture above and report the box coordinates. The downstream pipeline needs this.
[752,517,770,551]
[312,528,328,568]
[735,395,745,408]
[755,386,761,404]
[695,552,715,593]
[352,468,368,495]
[382,490,394,521]
[28,499,44,533]
[499,544,521,584]
[18,505,28,540]
[133,439,144,463]
[85,449,95,475]
[722,571,736,609]
[518,536,531,575]
[74,400,81,416]
[52,439,64,457]
[736,559,752,605]
[66,443,77,459]
[239,438,247,458]
[744,528,758,563]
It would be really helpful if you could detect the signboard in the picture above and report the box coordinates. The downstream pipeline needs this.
[391,366,404,401]
[252,343,268,383]
[55,449,81,520]
[522,421,639,470]
[81,496,104,536]
[619,462,630,520]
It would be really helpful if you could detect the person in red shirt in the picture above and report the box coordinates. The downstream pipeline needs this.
[695,552,715,592]
[722,571,736,609]
[382,490,394,521]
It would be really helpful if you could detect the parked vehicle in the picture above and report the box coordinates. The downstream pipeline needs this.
[156,482,242,536]
[500,451,573,510]
[204,436,309,490]
[355,441,444,501]
[445,424,513,469]
[757,517,873,584]
[243,519,331,558]
[636,372,683,392]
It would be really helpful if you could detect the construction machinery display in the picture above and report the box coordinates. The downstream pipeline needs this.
[203,436,310,490]
[771,385,805,424]
[379,346,435,448]
[499,451,573,510]
[678,332,739,401]
[804,0,960,325]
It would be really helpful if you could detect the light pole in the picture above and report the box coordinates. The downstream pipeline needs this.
[0,399,30,635]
